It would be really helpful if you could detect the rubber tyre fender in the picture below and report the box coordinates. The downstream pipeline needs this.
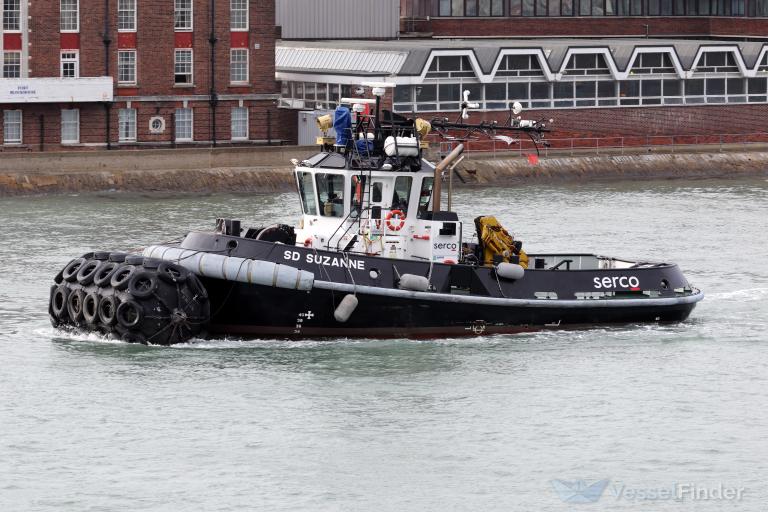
[66,288,86,323]
[128,271,159,299]
[93,261,120,287]
[54,260,73,285]
[76,259,103,286]
[124,255,145,265]
[98,295,118,326]
[50,284,71,320]
[62,258,86,283]
[110,265,138,291]
[93,251,111,261]
[116,300,143,329]
[157,261,189,284]
[82,291,100,324]
[142,258,162,270]
[108,252,127,263]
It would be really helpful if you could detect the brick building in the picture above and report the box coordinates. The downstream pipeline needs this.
[1,0,286,151]
[275,0,768,144]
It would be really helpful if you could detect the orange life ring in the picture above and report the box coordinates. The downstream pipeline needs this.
[385,210,406,231]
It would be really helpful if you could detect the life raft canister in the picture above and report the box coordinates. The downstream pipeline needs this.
[385,210,406,231]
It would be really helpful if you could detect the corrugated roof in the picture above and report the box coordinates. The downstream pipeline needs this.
[277,39,768,78]
[275,46,408,75]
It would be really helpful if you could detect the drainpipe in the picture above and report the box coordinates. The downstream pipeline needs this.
[209,0,218,147]
[103,0,112,149]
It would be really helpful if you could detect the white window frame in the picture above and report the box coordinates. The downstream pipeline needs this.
[230,0,248,31]
[3,0,21,31]
[174,0,192,31]
[3,110,22,144]
[61,109,80,144]
[175,108,193,141]
[119,108,137,142]
[229,48,248,84]
[60,51,79,78]
[117,50,136,85]
[60,0,79,32]
[117,0,137,31]
[231,107,248,140]
[2,51,21,78]
[174,49,193,85]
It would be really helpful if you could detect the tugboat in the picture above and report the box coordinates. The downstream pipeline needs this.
[48,85,703,344]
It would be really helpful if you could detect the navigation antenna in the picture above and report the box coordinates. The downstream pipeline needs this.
[432,90,553,155]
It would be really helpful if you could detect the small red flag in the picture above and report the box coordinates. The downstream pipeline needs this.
[527,153,539,165]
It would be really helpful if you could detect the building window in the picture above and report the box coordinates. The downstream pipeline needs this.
[629,53,676,75]
[426,56,476,79]
[231,107,248,140]
[564,54,611,75]
[3,110,22,144]
[230,0,247,30]
[118,50,136,84]
[694,52,740,73]
[230,49,248,84]
[2,51,21,78]
[119,108,137,142]
[175,108,193,141]
[174,49,193,84]
[118,0,136,31]
[61,109,79,144]
[3,0,21,31]
[60,0,79,32]
[495,54,544,77]
[174,0,192,30]
[60,51,79,78]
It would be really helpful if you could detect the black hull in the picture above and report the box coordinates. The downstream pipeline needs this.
[201,278,699,339]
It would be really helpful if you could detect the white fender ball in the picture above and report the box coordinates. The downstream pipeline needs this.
[495,262,525,280]
[334,294,359,323]
[398,274,430,292]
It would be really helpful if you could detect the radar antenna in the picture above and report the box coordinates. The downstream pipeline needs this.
[431,91,552,155]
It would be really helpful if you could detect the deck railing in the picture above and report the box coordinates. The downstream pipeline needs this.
[435,132,768,158]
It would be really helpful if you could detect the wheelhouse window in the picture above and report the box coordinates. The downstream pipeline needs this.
[315,173,345,217]
[392,176,413,215]
[297,171,318,215]
[417,177,434,218]
[350,175,366,217]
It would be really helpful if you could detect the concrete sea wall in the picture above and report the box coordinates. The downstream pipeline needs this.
[0,145,766,196]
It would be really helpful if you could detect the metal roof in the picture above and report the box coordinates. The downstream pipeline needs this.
[275,46,408,76]
[277,38,768,80]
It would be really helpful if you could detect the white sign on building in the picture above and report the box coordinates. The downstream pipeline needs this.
[0,77,114,103]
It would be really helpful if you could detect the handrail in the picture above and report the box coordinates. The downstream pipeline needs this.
[434,131,768,157]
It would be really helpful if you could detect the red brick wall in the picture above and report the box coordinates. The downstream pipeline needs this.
[403,16,768,38]
[9,0,290,151]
